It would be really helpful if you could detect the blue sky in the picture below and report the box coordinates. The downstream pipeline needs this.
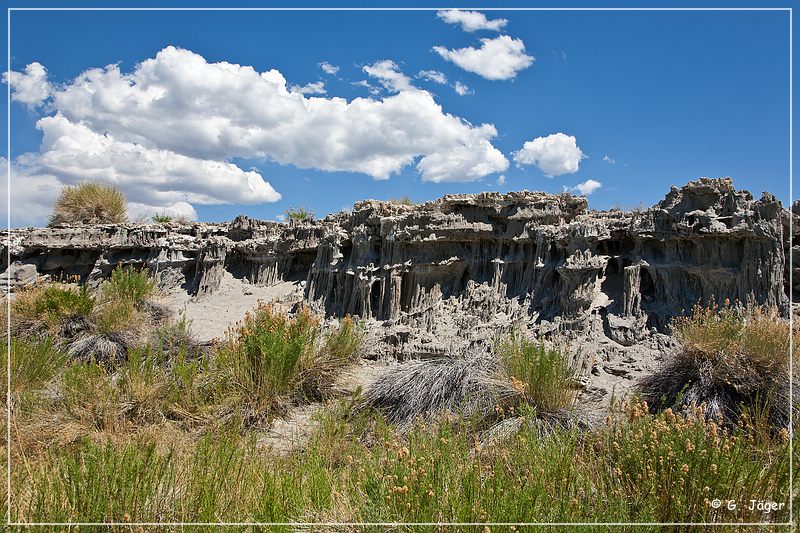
[1,1,794,225]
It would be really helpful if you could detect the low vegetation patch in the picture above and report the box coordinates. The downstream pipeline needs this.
[48,181,128,226]
[3,294,791,524]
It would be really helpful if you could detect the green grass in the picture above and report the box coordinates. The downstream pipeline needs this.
[13,282,95,328]
[8,400,792,525]
[497,334,576,414]
[152,213,173,224]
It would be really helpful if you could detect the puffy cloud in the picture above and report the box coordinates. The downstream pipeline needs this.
[570,179,602,196]
[417,70,448,84]
[128,201,198,222]
[319,61,339,75]
[497,174,506,185]
[4,62,52,108]
[290,81,326,95]
[7,46,507,218]
[436,9,507,32]
[352,79,381,95]
[433,35,534,80]
[453,81,472,96]
[363,59,414,93]
[24,115,281,206]
[513,133,585,177]
[0,158,62,227]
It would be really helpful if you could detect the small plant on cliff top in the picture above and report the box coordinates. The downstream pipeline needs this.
[284,206,315,222]
[49,181,128,226]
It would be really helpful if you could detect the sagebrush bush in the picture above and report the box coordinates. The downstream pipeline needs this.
[49,181,128,226]
[101,267,156,305]
[497,334,576,414]
[639,303,796,431]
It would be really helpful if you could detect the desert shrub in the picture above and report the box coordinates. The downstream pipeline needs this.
[152,213,172,224]
[66,332,129,365]
[639,304,795,431]
[214,305,319,418]
[361,351,519,428]
[13,282,95,328]
[302,316,365,401]
[498,334,576,414]
[284,206,315,222]
[1,336,66,398]
[148,312,204,361]
[388,195,415,206]
[101,267,156,305]
[49,181,128,226]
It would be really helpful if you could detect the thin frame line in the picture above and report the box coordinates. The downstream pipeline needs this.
[789,6,794,527]
[6,6,11,529]
[5,7,796,10]
[4,4,794,528]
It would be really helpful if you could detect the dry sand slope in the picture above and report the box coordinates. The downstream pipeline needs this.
[164,271,304,342]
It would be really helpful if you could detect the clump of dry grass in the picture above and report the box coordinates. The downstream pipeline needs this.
[639,303,796,431]
[48,181,128,226]
[361,350,520,428]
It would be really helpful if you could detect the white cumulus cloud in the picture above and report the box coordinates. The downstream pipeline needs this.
[4,62,52,108]
[453,81,472,96]
[513,133,585,177]
[417,70,448,84]
[5,46,508,225]
[128,201,199,222]
[569,179,602,196]
[290,81,326,95]
[363,60,415,93]
[319,61,339,75]
[436,9,508,32]
[0,157,62,227]
[497,174,506,185]
[433,35,534,81]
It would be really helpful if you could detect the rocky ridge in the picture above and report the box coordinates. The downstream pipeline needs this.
[2,178,794,416]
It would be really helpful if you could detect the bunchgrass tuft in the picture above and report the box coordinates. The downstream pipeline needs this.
[48,181,128,226]
[361,350,519,428]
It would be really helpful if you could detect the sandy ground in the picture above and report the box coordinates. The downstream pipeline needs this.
[163,271,388,453]
[164,271,304,342]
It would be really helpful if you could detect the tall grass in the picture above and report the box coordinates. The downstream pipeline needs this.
[12,282,95,331]
[215,306,364,421]
[48,181,128,226]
